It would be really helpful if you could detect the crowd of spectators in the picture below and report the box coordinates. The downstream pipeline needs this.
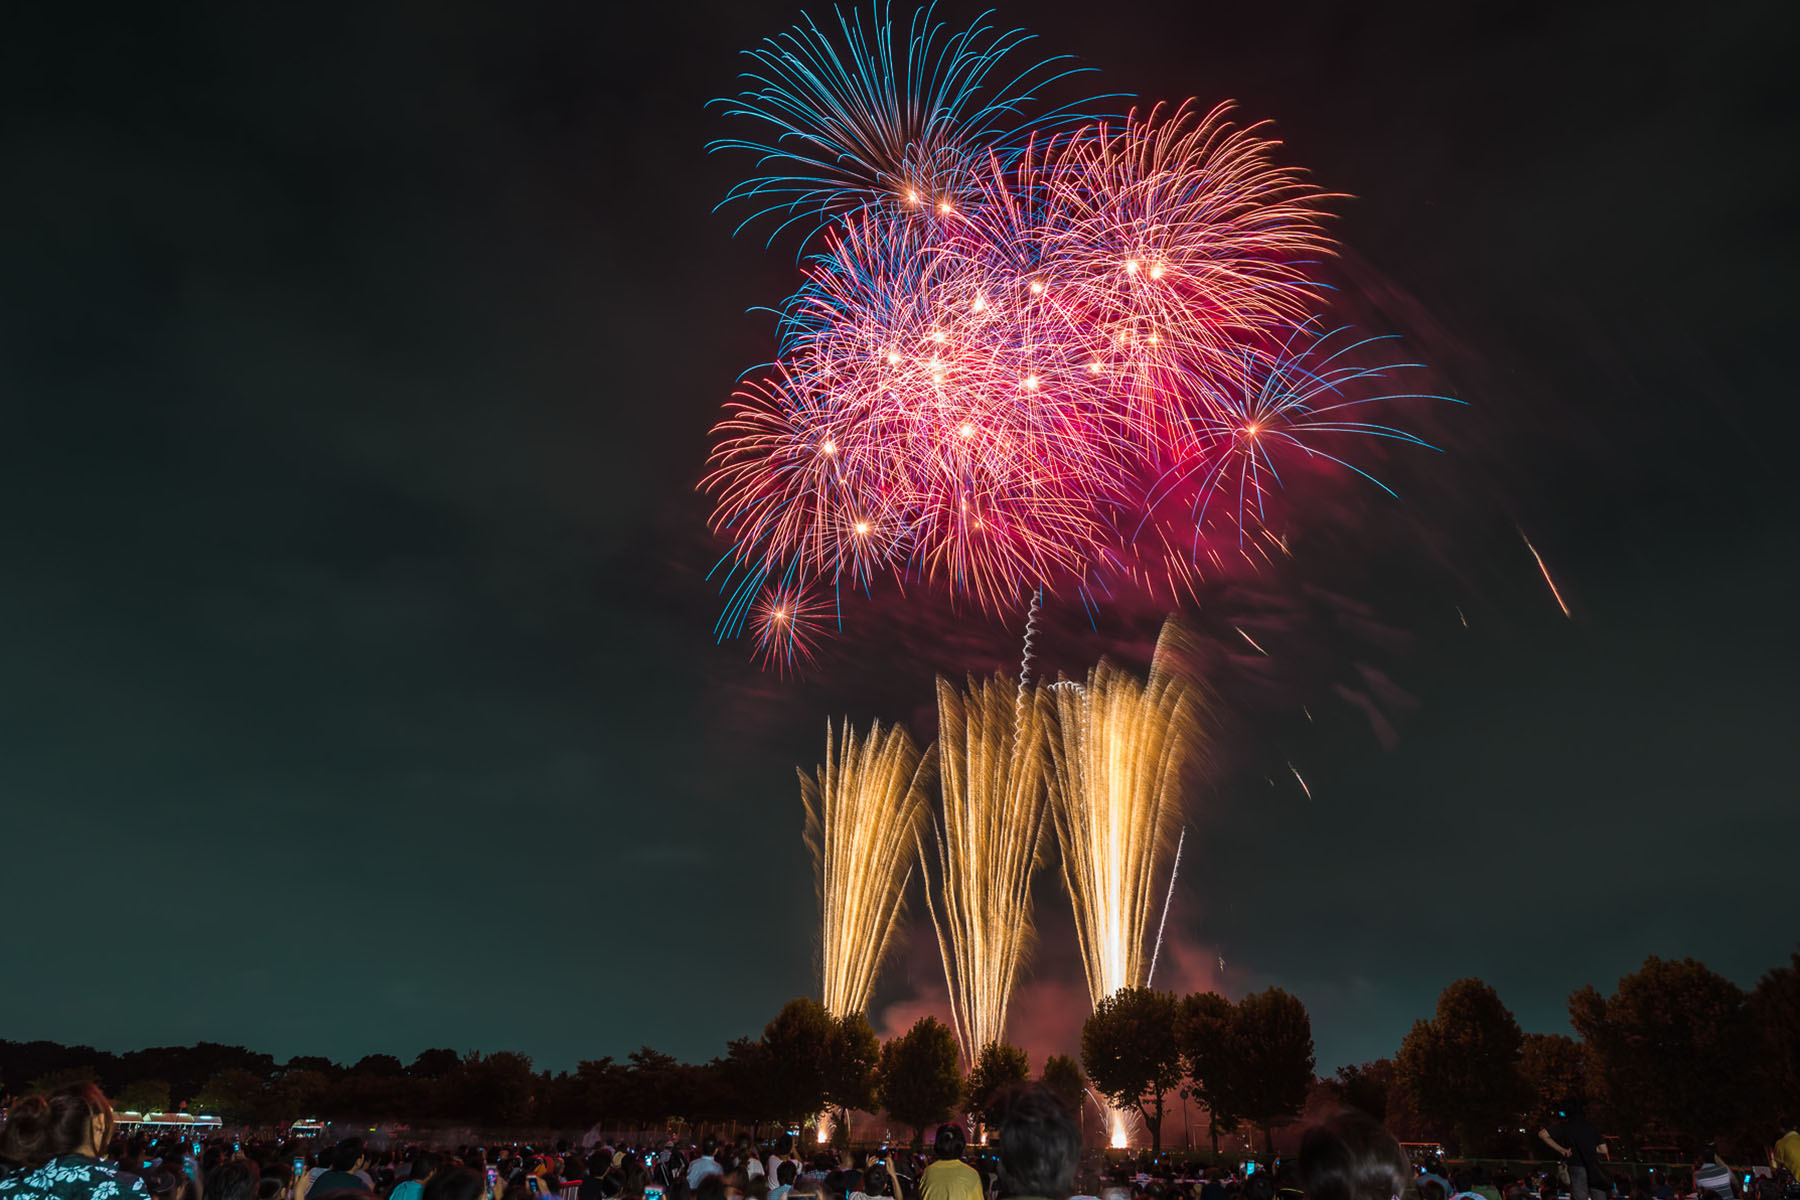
[2,1084,1796,1200]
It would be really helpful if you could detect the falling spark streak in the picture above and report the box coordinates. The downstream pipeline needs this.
[921,674,1053,1064]
[1236,626,1268,656]
[1287,761,1312,800]
[1048,617,1204,1046]
[1521,532,1572,618]
[1145,826,1186,987]
[801,719,937,1017]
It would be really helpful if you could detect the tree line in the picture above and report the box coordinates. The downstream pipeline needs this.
[1074,951,1799,1159]
[3,951,1792,1155]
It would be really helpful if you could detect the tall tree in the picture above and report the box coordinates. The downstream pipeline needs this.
[876,1017,964,1145]
[1750,951,1800,1106]
[714,1041,768,1133]
[620,1048,683,1128]
[825,1012,883,1140]
[351,1054,405,1077]
[761,998,838,1125]
[1232,987,1315,1153]
[408,1048,461,1078]
[1396,979,1531,1155]
[1039,1054,1086,1119]
[1178,991,1242,1155]
[1329,1061,1390,1122]
[1570,956,1756,1146]
[1519,1034,1592,1112]
[459,1051,537,1126]
[966,1042,1031,1126]
[1082,987,1183,1151]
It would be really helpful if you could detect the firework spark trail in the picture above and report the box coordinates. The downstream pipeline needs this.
[1521,530,1572,618]
[1015,585,1043,752]
[920,673,1053,1064]
[707,1,1116,244]
[1046,618,1204,1008]
[801,719,937,1017]
[1145,826,1185,988]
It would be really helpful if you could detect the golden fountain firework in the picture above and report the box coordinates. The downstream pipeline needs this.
[800,718,936,1018]
[1046,618,1205,1144]
[920,673,1053,1064]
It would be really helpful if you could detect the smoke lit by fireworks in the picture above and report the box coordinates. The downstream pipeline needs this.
[801,718,936,1017]
[704,9,1448,664]
[920,673,1052,1063]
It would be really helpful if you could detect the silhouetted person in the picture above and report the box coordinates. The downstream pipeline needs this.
[1538,1103,1610,1200]
[1297,1110,1410,1200]
[992,1086,1080,1200]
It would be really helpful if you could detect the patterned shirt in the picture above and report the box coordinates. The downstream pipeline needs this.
[0,1156,150,1200]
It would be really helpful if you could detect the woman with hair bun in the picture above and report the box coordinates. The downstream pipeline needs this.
[0,1083,152,1200]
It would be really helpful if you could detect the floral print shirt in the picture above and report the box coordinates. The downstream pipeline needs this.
[0,1156,150,1200]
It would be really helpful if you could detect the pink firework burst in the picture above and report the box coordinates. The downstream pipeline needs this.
[751,583,835,674]
[705,37,1448,665]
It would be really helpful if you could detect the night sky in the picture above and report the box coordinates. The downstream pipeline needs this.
[4,0,1796,1079]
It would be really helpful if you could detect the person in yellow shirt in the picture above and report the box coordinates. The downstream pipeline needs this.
[1773,1115,1800,1180]
[919,1127,982,1200]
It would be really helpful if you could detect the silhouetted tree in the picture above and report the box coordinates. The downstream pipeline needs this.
[876,1017,963,1145]
[1178,991,1242,1154]
[1082,987,1183,1151]
[621,1048,683,1128]
[966,1042,1030,1126]
[1519,1033,1593,1120]
[1233,987,1315,1153]
[1750,951,1800,1107]
[1570,956,1756,1147]
[714,1041,769,1132]
[351,1054,405,1077]
[1396,979,1530,1154]
[408,1048,461,1078]
[1328,1061,1390,1122]
[761,998,838,1125]
[826,1013,882,1138]
[1039,1054,1086,1118]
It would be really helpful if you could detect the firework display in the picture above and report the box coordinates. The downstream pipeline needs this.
[1046,618,1203,1146]
[800,719,936,1017]
[705,7,1440,661]
[1047,619,1202,1006]
[919,673,1053,1064]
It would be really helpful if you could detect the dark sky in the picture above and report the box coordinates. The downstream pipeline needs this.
[3,0,1796,1077]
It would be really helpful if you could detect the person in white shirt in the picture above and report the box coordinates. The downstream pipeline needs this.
[769,1162,798,1200]
[737,1137,764,1184]
[687,1139,723,1191]
[766,1136,794,1186]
